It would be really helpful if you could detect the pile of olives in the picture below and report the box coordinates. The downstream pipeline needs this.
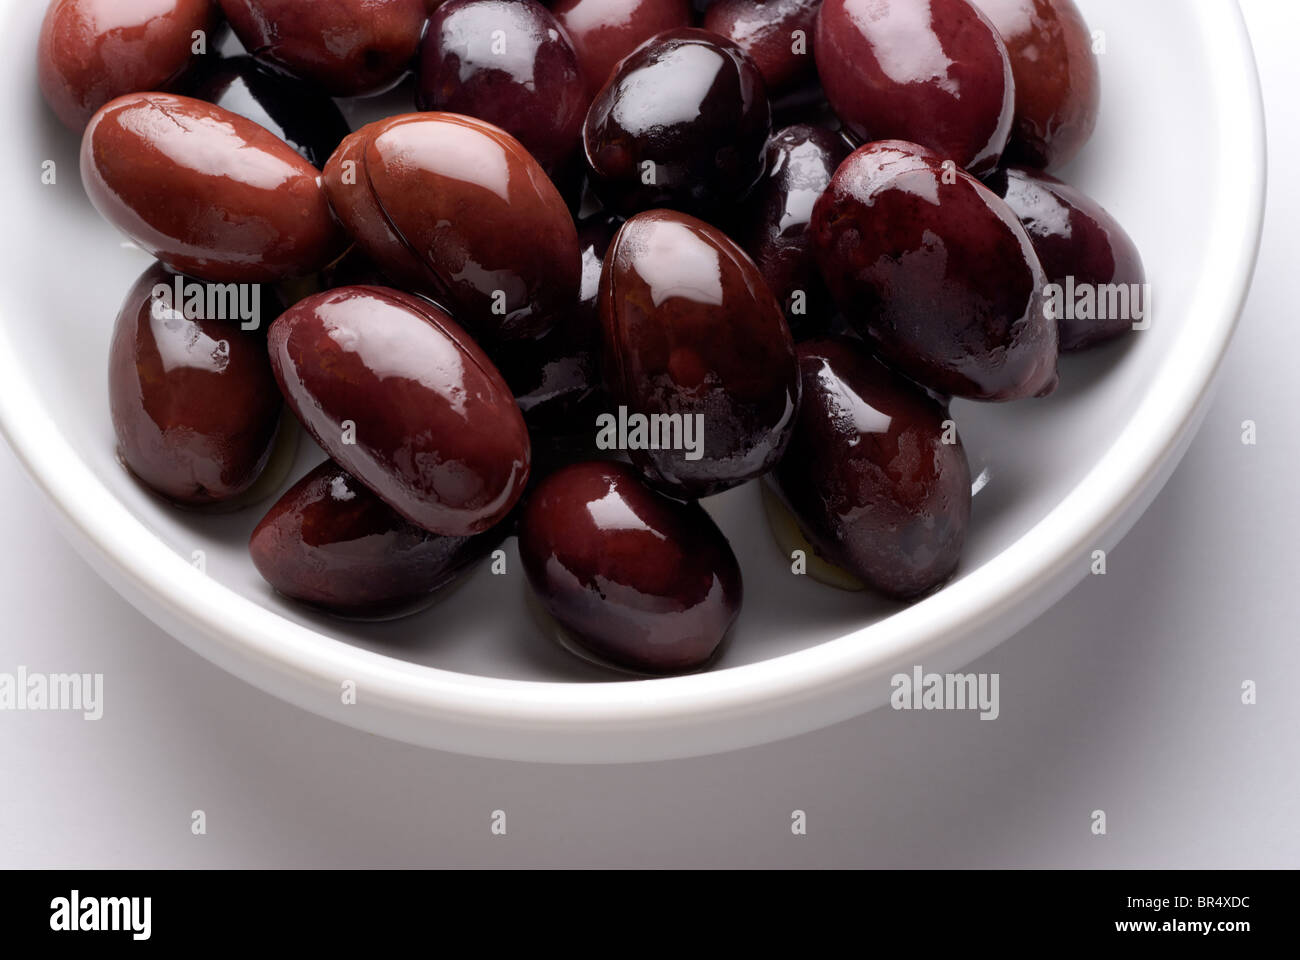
[39,0,1144,675]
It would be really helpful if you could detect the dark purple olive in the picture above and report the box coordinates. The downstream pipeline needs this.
[582,29,771,218]
[978,0,1100,171]
[703,0,819,94]
[489,212,619,433]
[190,56,351,169]
[250,460,498,617]
[552,0,693,100]
[772,337,971,599]
[986,166,1145,351]
[741,123,848,336]
[216,0,429,97]
[267,286,530,536]
[322,112,582,345]
[815,0,1013,176]
[109,262,283,505]
[417,0,587,173]
[493,328,604,436]
[519,460,743,674]
[811,140,1057,401]
[599,209,800,498]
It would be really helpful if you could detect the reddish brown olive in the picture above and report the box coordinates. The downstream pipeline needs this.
[811,140,1058,401]
[977,0,1100,171]
[740,123,849,334]
[986,166,1146,351]
[250,460,498,618]
[109,262,283,505]
[267,286,530,537]
[771,337,972,599]
[815,0,1014,176]
[582,29,771,218]
[417,0,587,173]
[81,93,346,284]
[519,460,743,674]
[38,0,223,133]
[703,0,820,94]
[217,0,429,97]
[552,0,693,99]
[322,112,582,345]
[599,209,800,498]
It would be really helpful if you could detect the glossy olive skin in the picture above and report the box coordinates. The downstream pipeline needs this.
[552,0,693,99]
[267,286,530,536]
[811,141,1058,401]
[109,262,283,505]
[323,113,582,345]
[986,166,1145,351]
[217,0,428,97]
[191,56,351,169]
[772,337,971,599]
[599,210,799,498]
[703,0,819,94]
[815,0,1013,176]
[250,460,498,617]
[582,29,771,218]
[978,0,1099,171]
[81,94,346,283]
[417,0,586,173]
[519,461,743,674]
[38,0,222,132]
[741,124,848,334]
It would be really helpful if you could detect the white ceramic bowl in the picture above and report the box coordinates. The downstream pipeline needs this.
[0,0,1265,762]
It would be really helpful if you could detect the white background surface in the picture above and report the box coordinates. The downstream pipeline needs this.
[1,0,1295,868]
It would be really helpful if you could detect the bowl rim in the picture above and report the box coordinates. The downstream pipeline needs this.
[0,0,1266,759]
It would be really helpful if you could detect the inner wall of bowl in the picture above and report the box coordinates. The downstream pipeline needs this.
[1,0,1209,682]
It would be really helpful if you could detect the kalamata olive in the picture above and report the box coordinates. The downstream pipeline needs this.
[599,209,799,498]
[501,332,604,435]
[519,460,743,674]
[190,56,351,169]
[109,262,283,505]
[986,166,1145,351]
[81,93,346,284]
[322,112,582,345]
[250,460,498,618]
[582,29,771,218]
[38,0,223,132]
[977,0,1099,171]
[267,286,530,536]
[216,0,428,97]
[771,337,971,599]
[740,123,847,335]
[703,0,819,94]
[490,212,618,432]
[417,0,587,174]
[811,140,1058,401]
[552,0,693,99]
[577,211,624,330]
[815,0,1013,176]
